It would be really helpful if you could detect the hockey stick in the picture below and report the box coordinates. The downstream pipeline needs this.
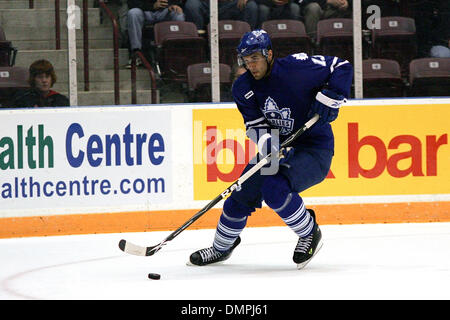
[118,113,320,256]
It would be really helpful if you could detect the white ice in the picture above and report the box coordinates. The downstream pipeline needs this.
[1,222,449,300]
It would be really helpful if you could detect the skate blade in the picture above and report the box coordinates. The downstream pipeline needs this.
[296,238,323,270]
[186,255,232,267]
[186,259,228,267]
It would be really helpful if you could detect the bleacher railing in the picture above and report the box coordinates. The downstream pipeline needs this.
[98,0,120,104]
[48,0,157,105]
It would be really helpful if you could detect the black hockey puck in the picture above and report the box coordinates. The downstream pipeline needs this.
[148,273,161,280]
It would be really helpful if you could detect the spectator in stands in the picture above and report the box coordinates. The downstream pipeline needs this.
[300,0,352,43]
[413,0,450,58]
[118,0,131,49]
[126,0,185,67]
[184,0,259,32]
[11,59,69,108]
[257,0,301,29]
[221,63,247,101]
[430,42,450,58]
[95,0,130,48]
[231,63,247,82]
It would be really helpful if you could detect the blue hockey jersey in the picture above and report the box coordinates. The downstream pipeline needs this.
[232,53,353,151]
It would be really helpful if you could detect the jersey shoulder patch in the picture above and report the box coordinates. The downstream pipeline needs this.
[244,90,254,99]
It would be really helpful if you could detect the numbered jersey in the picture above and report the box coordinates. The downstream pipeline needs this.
[232,53,353,150]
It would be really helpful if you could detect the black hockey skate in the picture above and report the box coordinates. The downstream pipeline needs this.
[188,237,241,266]
[293,209,323,269]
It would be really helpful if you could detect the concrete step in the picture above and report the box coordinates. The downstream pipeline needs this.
[52,69,154,91]
[61,90,159,106]
[0,8,101,28]
[14,48,129,70]
[3,25,116,50]
[55,67,151,82]
[0,0,96,9]
[55,68,153,82]
[13,39,114,50]
[54,79,151,91]
[3,26,113,41]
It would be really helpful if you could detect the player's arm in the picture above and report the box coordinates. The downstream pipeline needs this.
[322,55,353,98]
[307,54,353,124]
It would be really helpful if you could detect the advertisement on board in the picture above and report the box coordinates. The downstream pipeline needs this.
[0,107,172,216]
[193,103,450,200]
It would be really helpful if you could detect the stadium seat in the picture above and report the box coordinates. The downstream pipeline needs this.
[0,27,17,67]
[316,18,353,63]
[186,63,232,102]
[408,58,450,97]
[153,21,207,81]
[207,20,251,68]
[362,59,404,98]
[0,66,29,107]
[371,16,417,77]
[261,20,311,58]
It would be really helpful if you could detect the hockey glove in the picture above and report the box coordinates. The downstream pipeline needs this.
[309,89,347,125]
[279,146,294,165]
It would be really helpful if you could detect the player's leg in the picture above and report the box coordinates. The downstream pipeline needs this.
[261,173,321,268]
[262,174,314,239]
[188,196,254,266]
[188,160,265,266]
[262,147,332,268]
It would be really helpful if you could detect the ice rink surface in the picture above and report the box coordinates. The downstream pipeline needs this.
[1,222,449,301]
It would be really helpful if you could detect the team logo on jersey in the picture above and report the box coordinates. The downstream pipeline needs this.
[262,97,294,135]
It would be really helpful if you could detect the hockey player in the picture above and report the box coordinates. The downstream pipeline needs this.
[189,29,353,269]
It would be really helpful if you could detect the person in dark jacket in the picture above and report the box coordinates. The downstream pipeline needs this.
[11,59,69,108]
[412,0,450,58]
[257,0,301,29]
[184,0,258,32]
[300,0,352,41]
[127,0,184,53]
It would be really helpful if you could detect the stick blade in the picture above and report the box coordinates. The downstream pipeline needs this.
[118,239,147,256]
[145,243,165,256]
